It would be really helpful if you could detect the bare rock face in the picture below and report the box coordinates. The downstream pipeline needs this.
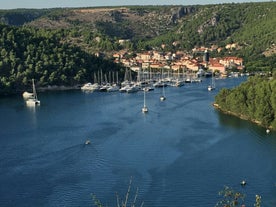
[197,15,218,34]
[170,6,196,23]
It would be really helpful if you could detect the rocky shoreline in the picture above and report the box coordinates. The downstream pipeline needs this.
[212,103,274,131]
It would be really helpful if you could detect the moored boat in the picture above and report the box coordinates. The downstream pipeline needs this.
[142,89,148,113]
[208,71,215,91]
[126,85,139,93]
[81,83,100,91]
[26,79,40,106]
[208,85,215,91]
[22,91,34,100]
[107,84,120,92]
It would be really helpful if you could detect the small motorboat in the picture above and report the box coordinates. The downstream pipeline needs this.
[240,180,246,186]
[85,140,91,145]
[160,95,166,101]
[266,129,270,134]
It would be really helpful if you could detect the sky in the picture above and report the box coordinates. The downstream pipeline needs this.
[0,0,270,9]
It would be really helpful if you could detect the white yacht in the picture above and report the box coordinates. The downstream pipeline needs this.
[208,72,215,91]
[160,82,166,101]
[81,83,100,91]
[208,85,215,91]
[142,90,148,113]
[153,81,165,88]
[107,84,120,92]
[160,95,166,101]
[26,79,40,106]
[174,79,185,87]
[126,85,139,93]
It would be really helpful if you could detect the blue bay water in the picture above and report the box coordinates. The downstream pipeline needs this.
[0,77,276,207]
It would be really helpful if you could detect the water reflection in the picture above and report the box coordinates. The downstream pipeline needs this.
[25,103,39,127]
[216,109,276,137]
[216,109,253,130]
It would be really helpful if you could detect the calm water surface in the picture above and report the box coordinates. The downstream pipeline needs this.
[0,77,276,207]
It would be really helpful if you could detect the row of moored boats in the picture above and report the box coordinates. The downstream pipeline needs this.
[80,77,203,93]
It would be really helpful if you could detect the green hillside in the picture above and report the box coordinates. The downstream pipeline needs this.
[0,24,123,95]
[144,2,276,57]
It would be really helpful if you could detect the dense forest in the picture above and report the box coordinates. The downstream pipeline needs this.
[0,24,124,95]
[214,75,276,130]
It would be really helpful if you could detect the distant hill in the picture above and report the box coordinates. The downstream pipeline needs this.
[0,3,275,59]
[0,9,50,26]
[25,6,196,39]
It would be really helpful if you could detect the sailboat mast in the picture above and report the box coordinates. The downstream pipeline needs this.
[32,79,37,99]
[144,90,146,107]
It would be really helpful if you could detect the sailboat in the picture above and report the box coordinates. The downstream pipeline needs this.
[160,81,166,101]
[160,68,166,101]
[208,71,215,91]
[26,79,40,106]
[142,89,148,113]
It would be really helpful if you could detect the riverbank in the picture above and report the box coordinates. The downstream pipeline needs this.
[213,103,274,131]
[38,85,81,92]
[0,85,82,97]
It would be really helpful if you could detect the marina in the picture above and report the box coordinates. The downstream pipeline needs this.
[0,76,275,207]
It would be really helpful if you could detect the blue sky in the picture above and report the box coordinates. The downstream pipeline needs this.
[0,0,270,9]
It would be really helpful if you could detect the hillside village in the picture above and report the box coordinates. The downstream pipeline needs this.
[113,45,244,77]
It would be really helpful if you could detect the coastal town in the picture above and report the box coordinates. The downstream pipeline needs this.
[112,45,244,77]
[79,44,245,93]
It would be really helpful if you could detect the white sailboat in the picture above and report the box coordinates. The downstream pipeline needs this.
[208,71,215,91]
[142,89,148,113]
[26,79,40,106]
[160,78,166,101]
[160,68,166,101]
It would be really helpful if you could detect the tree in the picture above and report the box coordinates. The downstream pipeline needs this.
[215,75,276,129]
[215,186,245,207]
[92,177,144,207]
[254,195,261,207]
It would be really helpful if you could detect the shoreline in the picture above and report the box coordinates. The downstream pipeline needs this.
[212,103,274,131]
[37,85,81,92]
[0,85,82,97]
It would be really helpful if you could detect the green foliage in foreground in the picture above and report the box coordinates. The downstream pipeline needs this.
[92,178,144,207]
[215,75,276,129]
[92,183,263,207]
[215,186,262,207]
[215,186,245,207]
[0,24,124,95]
